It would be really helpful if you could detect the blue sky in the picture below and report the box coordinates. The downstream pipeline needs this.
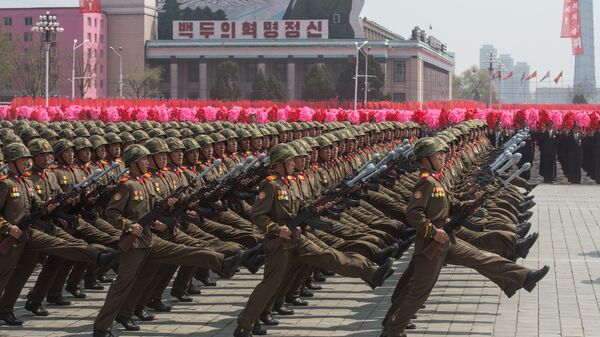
[362,0,600,85]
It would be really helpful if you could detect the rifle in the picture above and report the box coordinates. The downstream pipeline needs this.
[0,167,112,255]
[422,163,531,260]
[118,160,221,253]
[69,163,122,220]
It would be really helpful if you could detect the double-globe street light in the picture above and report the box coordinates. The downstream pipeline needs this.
[31,11,64,107]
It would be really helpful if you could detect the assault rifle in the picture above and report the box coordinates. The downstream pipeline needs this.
[0,166,114,255]
[118,160,221,252]
[422,163,531,260]
[79,167,130,216]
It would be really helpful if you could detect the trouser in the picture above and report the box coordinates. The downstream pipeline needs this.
[237,234,377,330]
[0,228,103,313]
[382,238,529,336]
[94,235,223,332]
[455,227,517,260]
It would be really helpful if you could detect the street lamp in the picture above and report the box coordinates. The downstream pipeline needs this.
[364,46,371,106]
[31,11,64,107]
[110,46,123,98]
[354,40,368,111]
[72,39,89,99]
[488,52,494,108]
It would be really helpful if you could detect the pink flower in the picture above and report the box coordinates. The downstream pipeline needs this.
[525,108,539,128]
[228,106,241,122]
[325,109,338,123]
[16,106,34,119]
[203,106,217,122]
[550,110,563,128]
[424,109,441,129]
[500,110,514,128]
[255,108,268,123]
[277,106,291,122]
[299,107,315,122]
[105,106,122,122]
[397,110,413,123]
[448,108,466,124]
[0,106,10,119]
[374,110,387,122]
[347,110,360,124]
[575,111,591,128]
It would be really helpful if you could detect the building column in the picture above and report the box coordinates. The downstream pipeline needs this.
[287,61,296,100]
[258,62,266,76]
[199,61,208,100]
[170,57,178,99]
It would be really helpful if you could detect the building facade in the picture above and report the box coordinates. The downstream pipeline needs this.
[574,0,596,102]
[0,0,107,99]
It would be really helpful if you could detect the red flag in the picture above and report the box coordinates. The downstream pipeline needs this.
[524,71,538,81]
[491,70,502,80]
[80,0,102,13]
[539,71,550,82]
[520,72,527,82]
[554,71,564,84]
[502,71,513,81]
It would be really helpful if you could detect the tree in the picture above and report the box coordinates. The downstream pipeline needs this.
[158,0,181,39]
[210,61,241,100]
[302,64,336,100]
[125,67,163,99]
[0,31,59,98]
[336,54,385,101]
[65,47,97,98]
[452,66,497,103]
[251,70,269,100]
[267,76,285,101]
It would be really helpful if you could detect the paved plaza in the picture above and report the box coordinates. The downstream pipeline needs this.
[2,184,600,337]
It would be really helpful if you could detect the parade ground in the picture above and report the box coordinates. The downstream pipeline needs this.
[0,184,597,337]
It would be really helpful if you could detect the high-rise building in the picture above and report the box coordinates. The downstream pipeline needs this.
[514,62,531,103]
[497,54,514,103]
[573,0,596,101]
[479,44,497,70]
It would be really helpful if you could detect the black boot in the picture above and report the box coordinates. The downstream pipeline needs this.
[134,307,155,321]
[115,315,140,331]
[0,312,23,326]
[25,300,48,316]
[285,296,308,306]
[378,244,400,265]
[47,294,72,305]
[272,302,294,315]
[516,222,532,238]
[218,250,243,279]
[518,211,534,222]
[523,265,550,292]
[516,232,539,259]
[146,297,171,312]
[97,273,113,283]
[170,289,193,302]
[65,286,86,299]
[96,251,119,270]
[306,280,322,290]
[233,326,252,337]
[260,311,279,326]
[300,287,314,298]
[187,283,201,295]
[194,272,217,286]
[313,271,326,282]
[84,279,104,290]
[368,258,394,289]
[252,322,267,335]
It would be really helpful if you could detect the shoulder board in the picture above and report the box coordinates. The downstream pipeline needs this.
[119,176,131,183]
[162,167,170,172]
[420,172,430,179]
[49,164,60,169]
[115,158,124,163]
[180,165,188,170]
[101,160,109,164]
[143,172,152,179]
[0,175,7,180]
[22,172,32,177]
[266,175,278,181]
[298,175,306,180]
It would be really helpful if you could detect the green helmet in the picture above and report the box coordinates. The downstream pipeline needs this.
[189,125,204,135]
[182,138,201,152]
[302,137,318,149]
[73,137,93,151]
[119,132,135,144]
[148,128,166,138]
[123,144,150,166]
[315,135,333,148]
[27,138,53,156]
[132,130,150,143]
[269,143,298,166]
[2,134,23,146]
[58,129,77,139]
[165,129,182,138]
[249,128,263,138]
[195,134,214,148]
[210,133,227,143]
[413,137,447,160]
[165,137,185,151]
[89,127,105,136]
[52,139,75,156]
[3,143,32,162]
[289,141,308,156]
[144,138,170,155]
[18,127,40,143]
[89,135,109,149]
[104,132,122,145]
[104,124,120,133]
[236,129,251,139]
[220,129,238,140]
[74,127,91,138]
[40,129,59,141]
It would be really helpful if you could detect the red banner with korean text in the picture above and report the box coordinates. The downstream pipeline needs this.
[80,0,102,13]
[561,0,583,55]
[173,20,329,40]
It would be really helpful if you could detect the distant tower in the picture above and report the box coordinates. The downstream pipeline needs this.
[574,0,596,96]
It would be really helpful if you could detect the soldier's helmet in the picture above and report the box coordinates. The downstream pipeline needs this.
[210,133,227,143]
[182,138,201,152]
[165,137,185,151]
[413,137,448,160]
[28,138,54,156]
[52,139,75,156]
[195,135,215,148]
[18,127,40,143]
[90,135,109,149]
[220,129,238,140]
[315,135,333,148]
[124,144,151,166]
[144,138,170,155]
[73,137,93,151]
[132,130,150,143]
[104,132,122,145]
[4,143,32,162]
[289,141,308,156]
[269,143,298,166]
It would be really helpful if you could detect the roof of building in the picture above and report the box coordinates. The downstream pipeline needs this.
[0,0,80,9]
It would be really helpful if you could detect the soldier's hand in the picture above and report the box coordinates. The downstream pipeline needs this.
[278,226,292,239]
[433,228,449,244]
[167,198,177,208]
[66,197,77,205]
[86,196,98,204]
[187,210,198,216]
[153,220,167,232]
[45,203,58,214]
[131,224,143,236]
[56,218,69,227]
[8,225,23,239]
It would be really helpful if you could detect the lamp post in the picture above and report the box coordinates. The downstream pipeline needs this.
[488,52,494,108]
[364,46,371,106]
[72,39,89,99]
[354,40,368,111]
[32,11,64,107]
[110,46,123,98]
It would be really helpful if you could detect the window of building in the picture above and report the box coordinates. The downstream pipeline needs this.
[87,33,91,41]
[24,17,32,26]
[50,32,56,42]
[100,19,104,28]
[88,17,91,26]
[94,18,97,27]
[246,63,257,82]
[100,34,104,43]
[94,49,97,58]
[100,49,104,58]
[188,63,199,82]
[87,48,92,59]
[274,63,287,82]
[161,65,170,82]
[3,17,12,26]
[100,79,103,89]
[94,33,97,43]
[394,61,406,83]
[24,32,33,42]
[332,13,341,24]
[392,92,406,102]
[100,65,104,73]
